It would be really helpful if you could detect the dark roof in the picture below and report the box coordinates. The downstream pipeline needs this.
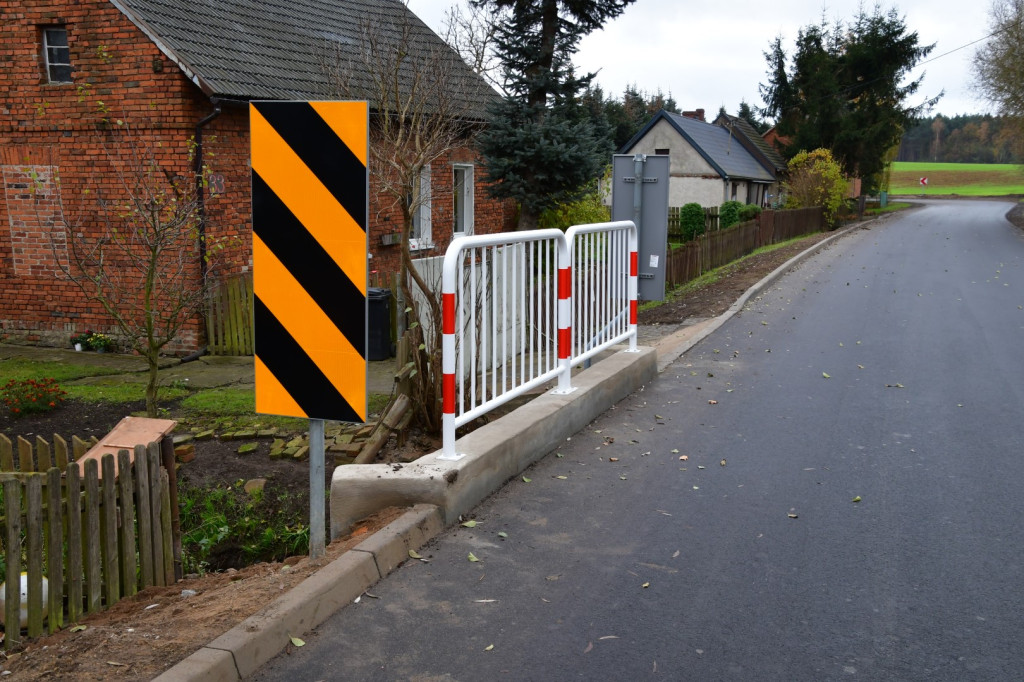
[621,111,775,183]
[712,113,787,174]
[111,0,498,118]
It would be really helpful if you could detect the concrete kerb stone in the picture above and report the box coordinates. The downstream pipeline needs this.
[153,504,442,682]
[330,345,658,537]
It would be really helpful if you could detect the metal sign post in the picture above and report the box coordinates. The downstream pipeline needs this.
[611,154,670,301]
[250,100,369,559]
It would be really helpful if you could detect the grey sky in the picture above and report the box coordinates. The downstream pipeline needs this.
[409,0,994,118]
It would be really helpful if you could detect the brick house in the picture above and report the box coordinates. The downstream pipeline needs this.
[0,0,513,353]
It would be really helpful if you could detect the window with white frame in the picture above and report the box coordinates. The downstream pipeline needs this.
[42,27,72,83]
[409,165,432,250]
[452,164,474,236]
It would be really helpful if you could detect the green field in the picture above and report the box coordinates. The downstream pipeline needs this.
[888,162,1024,196]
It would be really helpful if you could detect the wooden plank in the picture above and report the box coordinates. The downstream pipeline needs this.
[160,470,174,586]
[66,463,83,624]
[82,458,102,614]
[117,450,137,598]
[36,436,51,472]
[79,417,177,480]
[147,444,165,587]
[26,475,44,638]
[101,454,120,608]
[244,273,255,354]
[0,433,13,472]
[72,436,89,460]
[46,467,64,633]
[54,434,68,471]
[160,437,182,581]
[4,479,22,651]
[134,444,154,588]
[18,436,33,472]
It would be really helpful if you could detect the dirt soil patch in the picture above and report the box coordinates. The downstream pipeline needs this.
[0,217,961,679]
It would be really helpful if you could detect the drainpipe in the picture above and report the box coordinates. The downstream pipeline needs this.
[723,176,730,204]
[195,101,222,280]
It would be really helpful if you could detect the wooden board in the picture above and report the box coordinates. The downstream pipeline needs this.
[79,417,177,479]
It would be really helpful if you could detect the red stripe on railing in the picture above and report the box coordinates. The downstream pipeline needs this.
[630,251,638,277]
[443,373,455,414]
[630,300,637,325]
[558,327,571,359]
[558,267,571,299]
[442,293,456,335]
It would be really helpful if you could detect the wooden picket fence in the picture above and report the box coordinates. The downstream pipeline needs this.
[0,435,176,651]
[664,207,825,289]
[206,272,254,356]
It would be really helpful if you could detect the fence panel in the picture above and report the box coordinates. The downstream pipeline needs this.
[0,444,176,652]
[206,272,255,356]
[440,222,637,459]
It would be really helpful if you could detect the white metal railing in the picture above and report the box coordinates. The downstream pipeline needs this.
[440,221,637,459]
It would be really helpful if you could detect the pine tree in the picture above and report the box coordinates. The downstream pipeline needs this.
[759,8,939,195]
[475,0,635,230]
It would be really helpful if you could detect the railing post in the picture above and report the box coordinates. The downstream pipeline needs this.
[439,240,464,461]
[628,222,638,352]
[552,235,576,394]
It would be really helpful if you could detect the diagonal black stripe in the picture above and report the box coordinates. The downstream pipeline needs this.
[252,171,366,357]
[255,296,362,423]
[253,100,367,228]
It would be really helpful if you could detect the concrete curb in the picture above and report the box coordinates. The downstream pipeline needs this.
[328,345,658,538]
[651,221,867,370]
[153,503,444,681]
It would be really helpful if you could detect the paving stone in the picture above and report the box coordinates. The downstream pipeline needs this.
[237,442,259,455]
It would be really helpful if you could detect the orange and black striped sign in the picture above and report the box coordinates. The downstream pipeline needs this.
[250,101,368,422]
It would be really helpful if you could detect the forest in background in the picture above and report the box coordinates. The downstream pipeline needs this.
[897,115,1024,164]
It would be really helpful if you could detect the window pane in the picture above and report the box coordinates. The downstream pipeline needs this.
[43,27,72,83]
[44,28,68,47]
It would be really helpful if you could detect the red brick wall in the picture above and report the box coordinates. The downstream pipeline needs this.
[0,0,515,353]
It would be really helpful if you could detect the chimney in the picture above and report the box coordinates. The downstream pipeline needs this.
[682,108,706,122]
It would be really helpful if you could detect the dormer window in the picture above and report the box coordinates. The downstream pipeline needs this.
[42,27,72,83]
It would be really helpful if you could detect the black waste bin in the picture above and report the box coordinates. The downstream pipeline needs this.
[367,287,392,361]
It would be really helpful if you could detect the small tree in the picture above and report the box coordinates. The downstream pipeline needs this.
[784,148,848,226]
[321,10,488,432]
[52,118,220,417]
[719,200,743,229]
[972,0,1024,151]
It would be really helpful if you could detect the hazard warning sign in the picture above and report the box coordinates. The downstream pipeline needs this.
[250,101,368,422]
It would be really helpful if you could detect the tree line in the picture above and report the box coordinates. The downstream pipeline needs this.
[897,115,1024,164]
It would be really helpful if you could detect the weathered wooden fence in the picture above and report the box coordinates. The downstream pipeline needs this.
[0,436,176,651]
[664,207,825,289]
[206,272,254,356]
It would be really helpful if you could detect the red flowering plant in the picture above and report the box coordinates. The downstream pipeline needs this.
[0,377,68,417]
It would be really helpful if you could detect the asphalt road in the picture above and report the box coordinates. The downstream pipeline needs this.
[254,199,1024,681]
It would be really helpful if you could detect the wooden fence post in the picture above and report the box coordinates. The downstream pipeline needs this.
[4,479,22,651]
[66,462,82,624]
[46,466,63,633]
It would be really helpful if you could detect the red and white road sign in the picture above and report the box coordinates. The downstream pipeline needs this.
[920,177,928,186]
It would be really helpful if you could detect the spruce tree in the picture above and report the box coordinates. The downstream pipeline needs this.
[475,0,635,230]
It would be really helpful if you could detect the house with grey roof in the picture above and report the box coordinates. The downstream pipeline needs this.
[620,110,777,208]
[1,0,511,352]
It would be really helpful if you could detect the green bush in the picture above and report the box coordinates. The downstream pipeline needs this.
[738,204,762,222]
[720,200,743,229]
[538,167,611,230]
[680,202,705,241]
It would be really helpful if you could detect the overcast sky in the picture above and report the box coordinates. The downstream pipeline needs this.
[408,0,995,119]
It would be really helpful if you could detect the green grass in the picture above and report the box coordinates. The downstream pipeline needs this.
[865,201,912,215]
[888,161,1024,196]
[0,358,123,383]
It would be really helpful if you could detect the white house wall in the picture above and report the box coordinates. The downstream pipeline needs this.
[624,118,724,208]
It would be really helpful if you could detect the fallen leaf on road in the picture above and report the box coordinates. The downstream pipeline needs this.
[468,552,480,562]
[70,625,87,633]
[461,520,478,528]
[522,476,531,483]
[822,372,831,379]
[708,400,718,405]
[642,582,650,588]
[720,459,727,466]
[289,636,305,647]
[608,457,619,462]
[475,599,497,603]
[672,550,680,558]
[584,642,593,653]
[697,465,706,470]
[556,475,568,480]
[409,549,423,559]
[107,662,127,667]
[498,531,508,538]
[788,513,798,519]
[679,454,688,461]
[852,496,862,503]
[600,635,619,640]
[485,644,494,651]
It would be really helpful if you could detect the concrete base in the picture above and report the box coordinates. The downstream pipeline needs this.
[330,346,657,538]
